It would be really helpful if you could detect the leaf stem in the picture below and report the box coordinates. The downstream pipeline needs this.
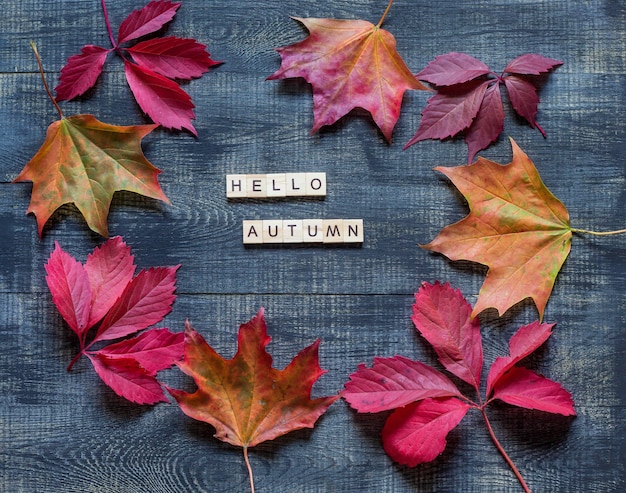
[29,42,64,119]
[571,227,626,236]
[481,408,531,493]
[377,0,394,27]
[101,0,117,48]
[243,447,255,493]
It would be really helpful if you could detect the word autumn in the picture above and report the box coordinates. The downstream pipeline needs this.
[226,173,326,198]
[243,219,363,244]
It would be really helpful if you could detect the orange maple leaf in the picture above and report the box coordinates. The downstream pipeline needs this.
[267,2,428,142]
[168,309,338,492]
[14,115,169,237]
[423,138,572,320]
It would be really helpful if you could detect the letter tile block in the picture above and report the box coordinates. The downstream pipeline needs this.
[266,173,287,197]
[302,219,324,243]
[226,174,247,198]
[246,174,267,198]
[282,220,303,243]
[306,173,327,196]
[242,220,263,244]
[262,220,283,243]
[343,219,364,243]
[323,219,344,244]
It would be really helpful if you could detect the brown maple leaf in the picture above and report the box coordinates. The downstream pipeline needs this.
[267,1,428,142]
[13,43,169,237]
[14,115,169,237]
[423,138,572,319]
[168,309,338,493]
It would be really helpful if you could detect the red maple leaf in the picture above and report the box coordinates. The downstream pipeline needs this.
[168,309,338,492]
[55,0,221,135]
[45,236,182,405]
[342,281,575,492]
[267,1,428,142]
[405,53,562,163]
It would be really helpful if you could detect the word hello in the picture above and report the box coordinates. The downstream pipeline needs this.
[243,219,363,244]
[227,173,326,198]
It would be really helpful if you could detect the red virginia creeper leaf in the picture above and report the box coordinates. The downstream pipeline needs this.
[13,115,169,237]
[124,60,197,135]
[416,52,491,86]
[464,82,504,164]
[504,54,563,76]
[490,367,576,416]
[382,397,471,466]
[84,236,136,327]
[267,16,428,142]
[486,321,555,396]
[126,36,220,80]
[422,139,572,319]
[404,81,488,147]
[117,0,181,45]
[411,281,482,392]
[87,353,168,405]
[55,45,110,101]
[96,328,184,374]
[168,309,338,449]
[342,356,462,413]
[45,242,92,338]
[503,75,544,135]
[93,265,180,343]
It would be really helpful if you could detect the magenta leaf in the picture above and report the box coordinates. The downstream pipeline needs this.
[465,82,504,164]
[342,356,462,413]
[503,75,544,135]
[88,353,168,405]
[96,328,184,374]
[486,321,555,396]
[84,236,136,328]
[45,242,93,338]
[126,36,220,80]
[117,0,181,45]
[382,397,471,466]
[124,60,197,135]
[55,45,111,101]
[417,52,491,86]
[94,265,180,343]
[504,54,563,76]
[490,367,576,416]
[404,81,488,147]
[411,281,483,392]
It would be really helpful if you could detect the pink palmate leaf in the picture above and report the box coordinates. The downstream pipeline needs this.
[403,81,488,147]
[88,353,168,405]
[117,0,181,45]
[417,52,491,86]
[503,75,544,135]
[504,54,563,76]
[55,45,110,101]
[465,82,504,164]
[45,242,92,338]
[124,60,197,135]
[84,236,136,327]
[490,366,575,416]
[342,356,462,413]
[411,281,483,392]
[96,328,184,374]
[126,37,219,80]
[93,265,180,343]
[486,321,555,396]
[382,397,471,466]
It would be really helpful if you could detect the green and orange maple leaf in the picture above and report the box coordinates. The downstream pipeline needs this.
[168,309,338,493]
[268,1,428,142]
[13,43,169,237]
[424,138,625,320]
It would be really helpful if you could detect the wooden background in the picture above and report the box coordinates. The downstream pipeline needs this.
[1,0,624,491]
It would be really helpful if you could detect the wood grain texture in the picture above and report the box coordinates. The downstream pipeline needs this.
[1,0,625,492]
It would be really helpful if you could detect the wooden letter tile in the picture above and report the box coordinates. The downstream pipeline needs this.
[242,220,263,244]
[343,219,364,243]
[226,174,247,198]
[246,174,267,198]
[285,173,307,196]
[305,172,326,196]
[323,219,344,244]
[262,220,283,243]
[302,219,324,243]
[282,220,303,243]
[266,173,287,197]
